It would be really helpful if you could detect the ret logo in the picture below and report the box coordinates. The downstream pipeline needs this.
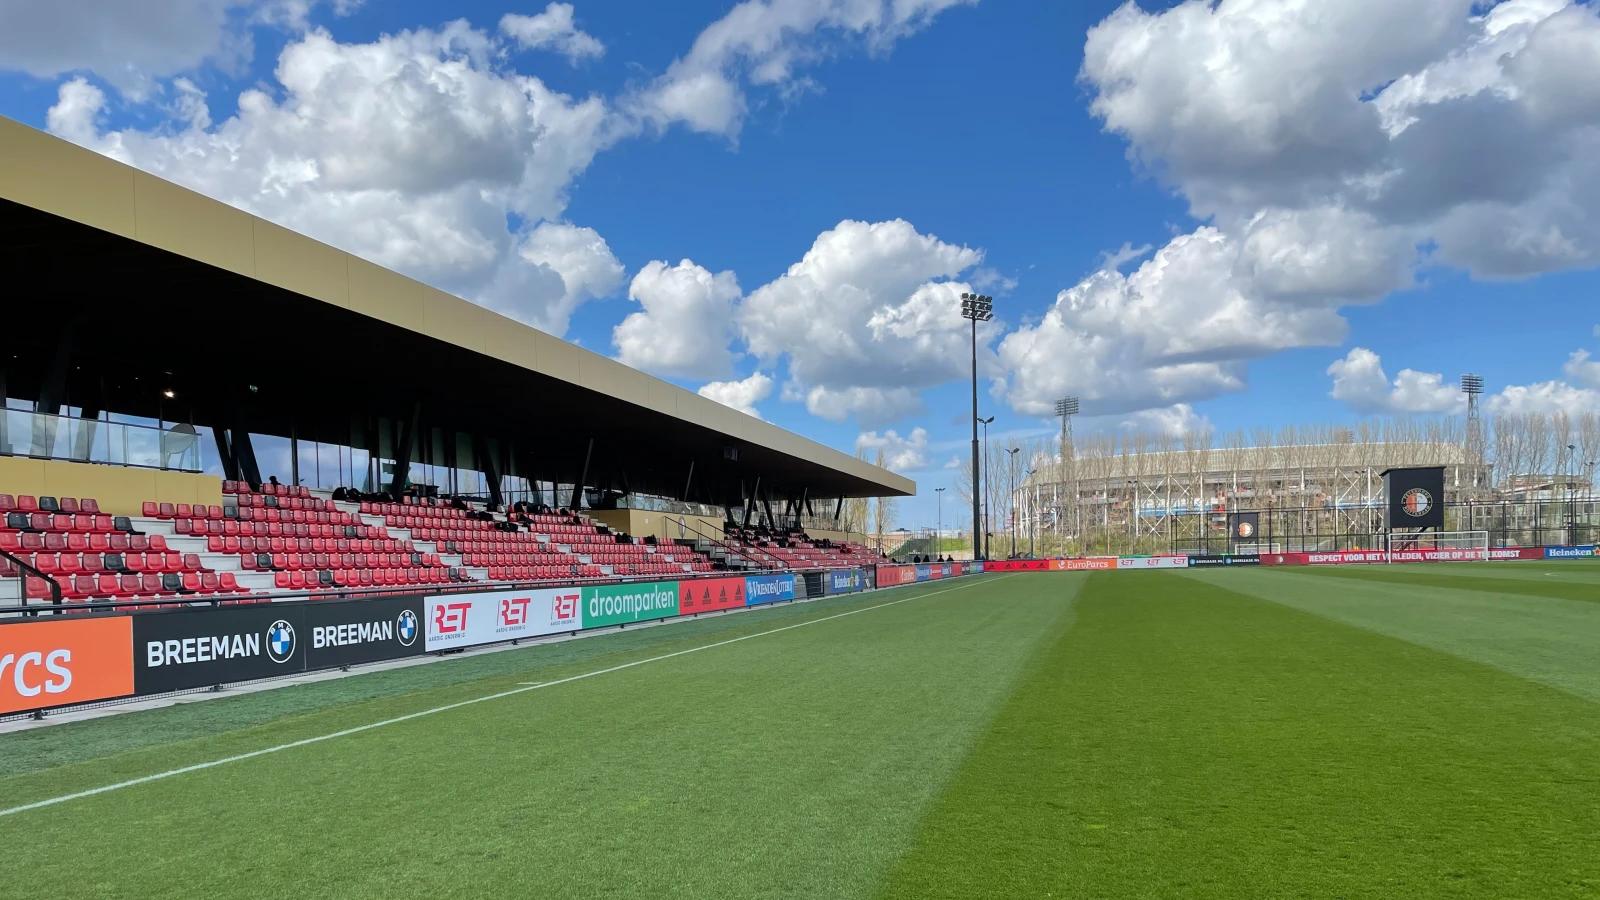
[1401,488,1434,517]
[265,620,296,665]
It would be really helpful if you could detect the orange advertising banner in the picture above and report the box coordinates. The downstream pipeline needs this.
[0,615,134,714]
[1053,558,1120,571]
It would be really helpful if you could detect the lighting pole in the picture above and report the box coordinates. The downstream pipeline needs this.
[1568,443,1579,546]
[1007,447,1021,558]
[1025,468,1037,557]
[961,293,994,561]
[935,486,945,559]
[1055,397,1077,557]
[980,415,995,559]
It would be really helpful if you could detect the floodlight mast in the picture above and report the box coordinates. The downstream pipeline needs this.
[960,293,993,559]
[1054,397,1078,556]
[1462,374,1486,494]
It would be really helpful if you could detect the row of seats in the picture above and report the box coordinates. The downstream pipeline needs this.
[0,495,101,514]
[271,568,463,590]
[176,519,383,540]
[23,551,205,576]
[5,512,127,534]
[223,480,313,498]
[364,502,470,519]
[202,535,416,555]
[239,551,442,572]
[17,571,247,601]
[2,531,170,554]
[460,551,597,567]
[414,529,540,546]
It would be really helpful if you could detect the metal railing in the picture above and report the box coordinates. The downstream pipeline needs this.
[0,547,62,608]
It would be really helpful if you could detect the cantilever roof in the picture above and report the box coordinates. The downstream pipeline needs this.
[0,115,913,500]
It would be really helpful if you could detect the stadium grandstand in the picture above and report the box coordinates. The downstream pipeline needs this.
[0,116,905,611]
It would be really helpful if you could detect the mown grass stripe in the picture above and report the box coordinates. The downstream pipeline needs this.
[875,570,1600,899]
[1280,565,1600,603]
[0,579,1000,820]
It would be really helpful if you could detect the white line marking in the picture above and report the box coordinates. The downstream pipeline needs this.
[1,576,1004,818]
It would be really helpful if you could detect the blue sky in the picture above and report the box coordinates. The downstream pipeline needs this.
[2,0,1598,530]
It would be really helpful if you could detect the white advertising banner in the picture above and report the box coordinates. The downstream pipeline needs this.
[423,587,582,651]
[1115,556,1190,570]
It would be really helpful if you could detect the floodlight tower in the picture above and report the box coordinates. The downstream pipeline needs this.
[1462,374,1485,494]
[1055,397,1078,556]
[961,293,994,558]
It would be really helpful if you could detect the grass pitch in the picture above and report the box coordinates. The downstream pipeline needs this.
[3,564,1599,898]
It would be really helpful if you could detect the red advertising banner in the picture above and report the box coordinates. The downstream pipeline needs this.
[876,565,917,585]
[951,563,965,576]
[985,560,1052,572]
[678,577,747,613]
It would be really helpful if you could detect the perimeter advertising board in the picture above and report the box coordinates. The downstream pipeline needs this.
[583,581,679,627]
[985,560,1052,572]
[679,576,747,613]
[1053,558,1118,571]
[827,569,862,595]
[1116,556,1189,570]
[876,564,917,586]
[1547,545,1596,559]
[915,565,932,582]
[423,587,582,651]
[133,604,307,694]
[1187,555,1262,567]
[0,615,134,713]
[745,574,796,605]
[304,596,426,669]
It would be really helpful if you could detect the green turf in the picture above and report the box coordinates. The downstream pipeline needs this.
[3,566,1599,899]
[1278,561,1600,602]
[1193,564,1600,703]
[876,571,1600,898]
[0,588,963,779]
[0,575,1079,899]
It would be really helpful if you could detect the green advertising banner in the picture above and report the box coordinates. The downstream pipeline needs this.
[582,581,680,627]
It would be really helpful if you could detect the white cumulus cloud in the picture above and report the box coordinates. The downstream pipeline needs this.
[1327,347,1465,415]
[1017,0,1600,422]
[697,371,774,419]
[499,3,604,64]
[855,427,932,472]
[739,219,996,428]
[630,0,975,138]
[46,22,626,336]
[614,259,742,379]
[0,0,360,98]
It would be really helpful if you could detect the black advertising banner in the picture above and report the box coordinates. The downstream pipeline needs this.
[1188,555,1262,567]
[1382,466,1445,530]
[133,605,307,695]
[1228,512,1261,543]
[132,598,427,694]
[302,596,424,669]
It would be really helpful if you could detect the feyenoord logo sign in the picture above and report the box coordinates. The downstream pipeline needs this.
[1236,520,1255,539]
[1401,487,1434,518]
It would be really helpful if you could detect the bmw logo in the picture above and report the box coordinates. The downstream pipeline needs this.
[266,620,296,664]
[397,609,419,646]
[1401,488,1433,517]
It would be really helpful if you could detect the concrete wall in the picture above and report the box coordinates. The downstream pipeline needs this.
[0,457,222,518]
